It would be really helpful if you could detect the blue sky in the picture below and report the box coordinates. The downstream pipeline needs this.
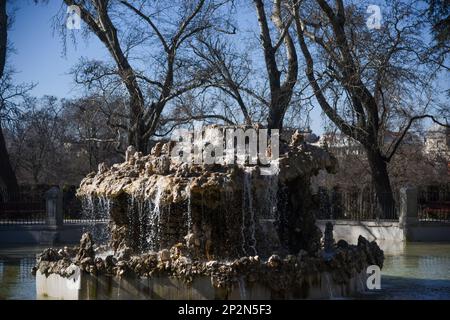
[8,1,108,98]
[7,1,447,135]
[7,1,327,134]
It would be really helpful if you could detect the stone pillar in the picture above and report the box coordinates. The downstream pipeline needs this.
[399,187,418,240]
[45,187,63,228]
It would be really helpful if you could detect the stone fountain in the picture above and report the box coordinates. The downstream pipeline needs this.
[34,126,384,299]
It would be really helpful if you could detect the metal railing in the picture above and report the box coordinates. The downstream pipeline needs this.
[0,192,47,225]
[315,188,398,221]
[63,218,109,224]
[418,188,450,222]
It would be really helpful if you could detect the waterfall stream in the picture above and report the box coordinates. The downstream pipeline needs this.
[80,163,282,256]
[241,168,258,256]
[80,195,111,243]
[186,182,192,233]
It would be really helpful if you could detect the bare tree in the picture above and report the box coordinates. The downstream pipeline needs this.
[7,95,123,185]
[8,97,65,184]
[192,35,254,125]
[60,95,125,169]
[253,0,299,130]
[0,0,18,198]
[292,0,449,215]
[0,0,34,199]
[61,0,230,153]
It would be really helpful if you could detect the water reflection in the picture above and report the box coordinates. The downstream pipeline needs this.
[359,242,450,299]
[0,243,449,300]
[0,246,46,300]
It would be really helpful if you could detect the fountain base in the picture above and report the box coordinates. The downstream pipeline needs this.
[34,232,383,300]
[36,268,368,300]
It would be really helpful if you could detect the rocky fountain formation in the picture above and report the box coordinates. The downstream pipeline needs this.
[34,126,384,299]
[77,127,338,259]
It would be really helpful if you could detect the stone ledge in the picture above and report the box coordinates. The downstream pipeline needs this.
[36,268,369,300]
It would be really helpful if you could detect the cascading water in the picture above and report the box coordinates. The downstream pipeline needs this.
[185,182,192,233]
[80,195,111,244]
[263,174,279,220]
[242,168,257,256]
[147,183,163,251]
[237,276,248,299]
[124,181,165,252]
[127,193,148,252]
[324,273,335,299]
[241,167,258,255]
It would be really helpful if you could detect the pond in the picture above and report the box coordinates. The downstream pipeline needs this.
[358,242,450,300]
[1,243,449,300]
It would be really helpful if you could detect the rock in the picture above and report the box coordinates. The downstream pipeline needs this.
[170,243,189,259]
[98,162,108,174]
[75,233,95,262]
[290,130,304,146]
[88,265,97,275]
[37,248,60,263]
[267,255,282,268]
[337,239,349,249]
[125,145,137,162]
[94,258,105,273]
[57,249,66,258]
[63,246,76,257]
[144,253,158,269]
[145,162,154,175]
[176,163,190,177]
[357,235,384,268]
[184,233,197,248]
[105,255,117,270]
[176,256,191,265]
[151,142,164,157]
[65,263,78,277]
[115,246,132,261]
[158,249,171,262]
[80,257,93,265]
[284,255,297,264]
[206,260,218,269]
[153,155,170,175]
[161,141,175,155]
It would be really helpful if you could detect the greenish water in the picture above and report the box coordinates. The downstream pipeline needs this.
[0,246,45,300]
[0,243,449,300]
[358,242,450,300]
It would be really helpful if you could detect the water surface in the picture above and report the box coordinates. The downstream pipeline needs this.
[359,242,450,299]
[0,243,449,300]
[0,246,46,300]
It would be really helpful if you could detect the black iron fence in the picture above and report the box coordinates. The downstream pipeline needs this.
[0,191,46,225]
[315,188,398,221]
[0,186,110,226]
[0,186,85,225]
[63,218,109,224]
[418,186,450,222]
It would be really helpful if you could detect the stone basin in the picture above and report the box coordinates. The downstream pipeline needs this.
[36,268,368,300]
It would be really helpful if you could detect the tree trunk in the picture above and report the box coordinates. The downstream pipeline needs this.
[0,122,19,199]
[267,106,284,131]
[0,1,18,200]
[0,0,6,77]
[128,119,148,154]
[366,148,395,219]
